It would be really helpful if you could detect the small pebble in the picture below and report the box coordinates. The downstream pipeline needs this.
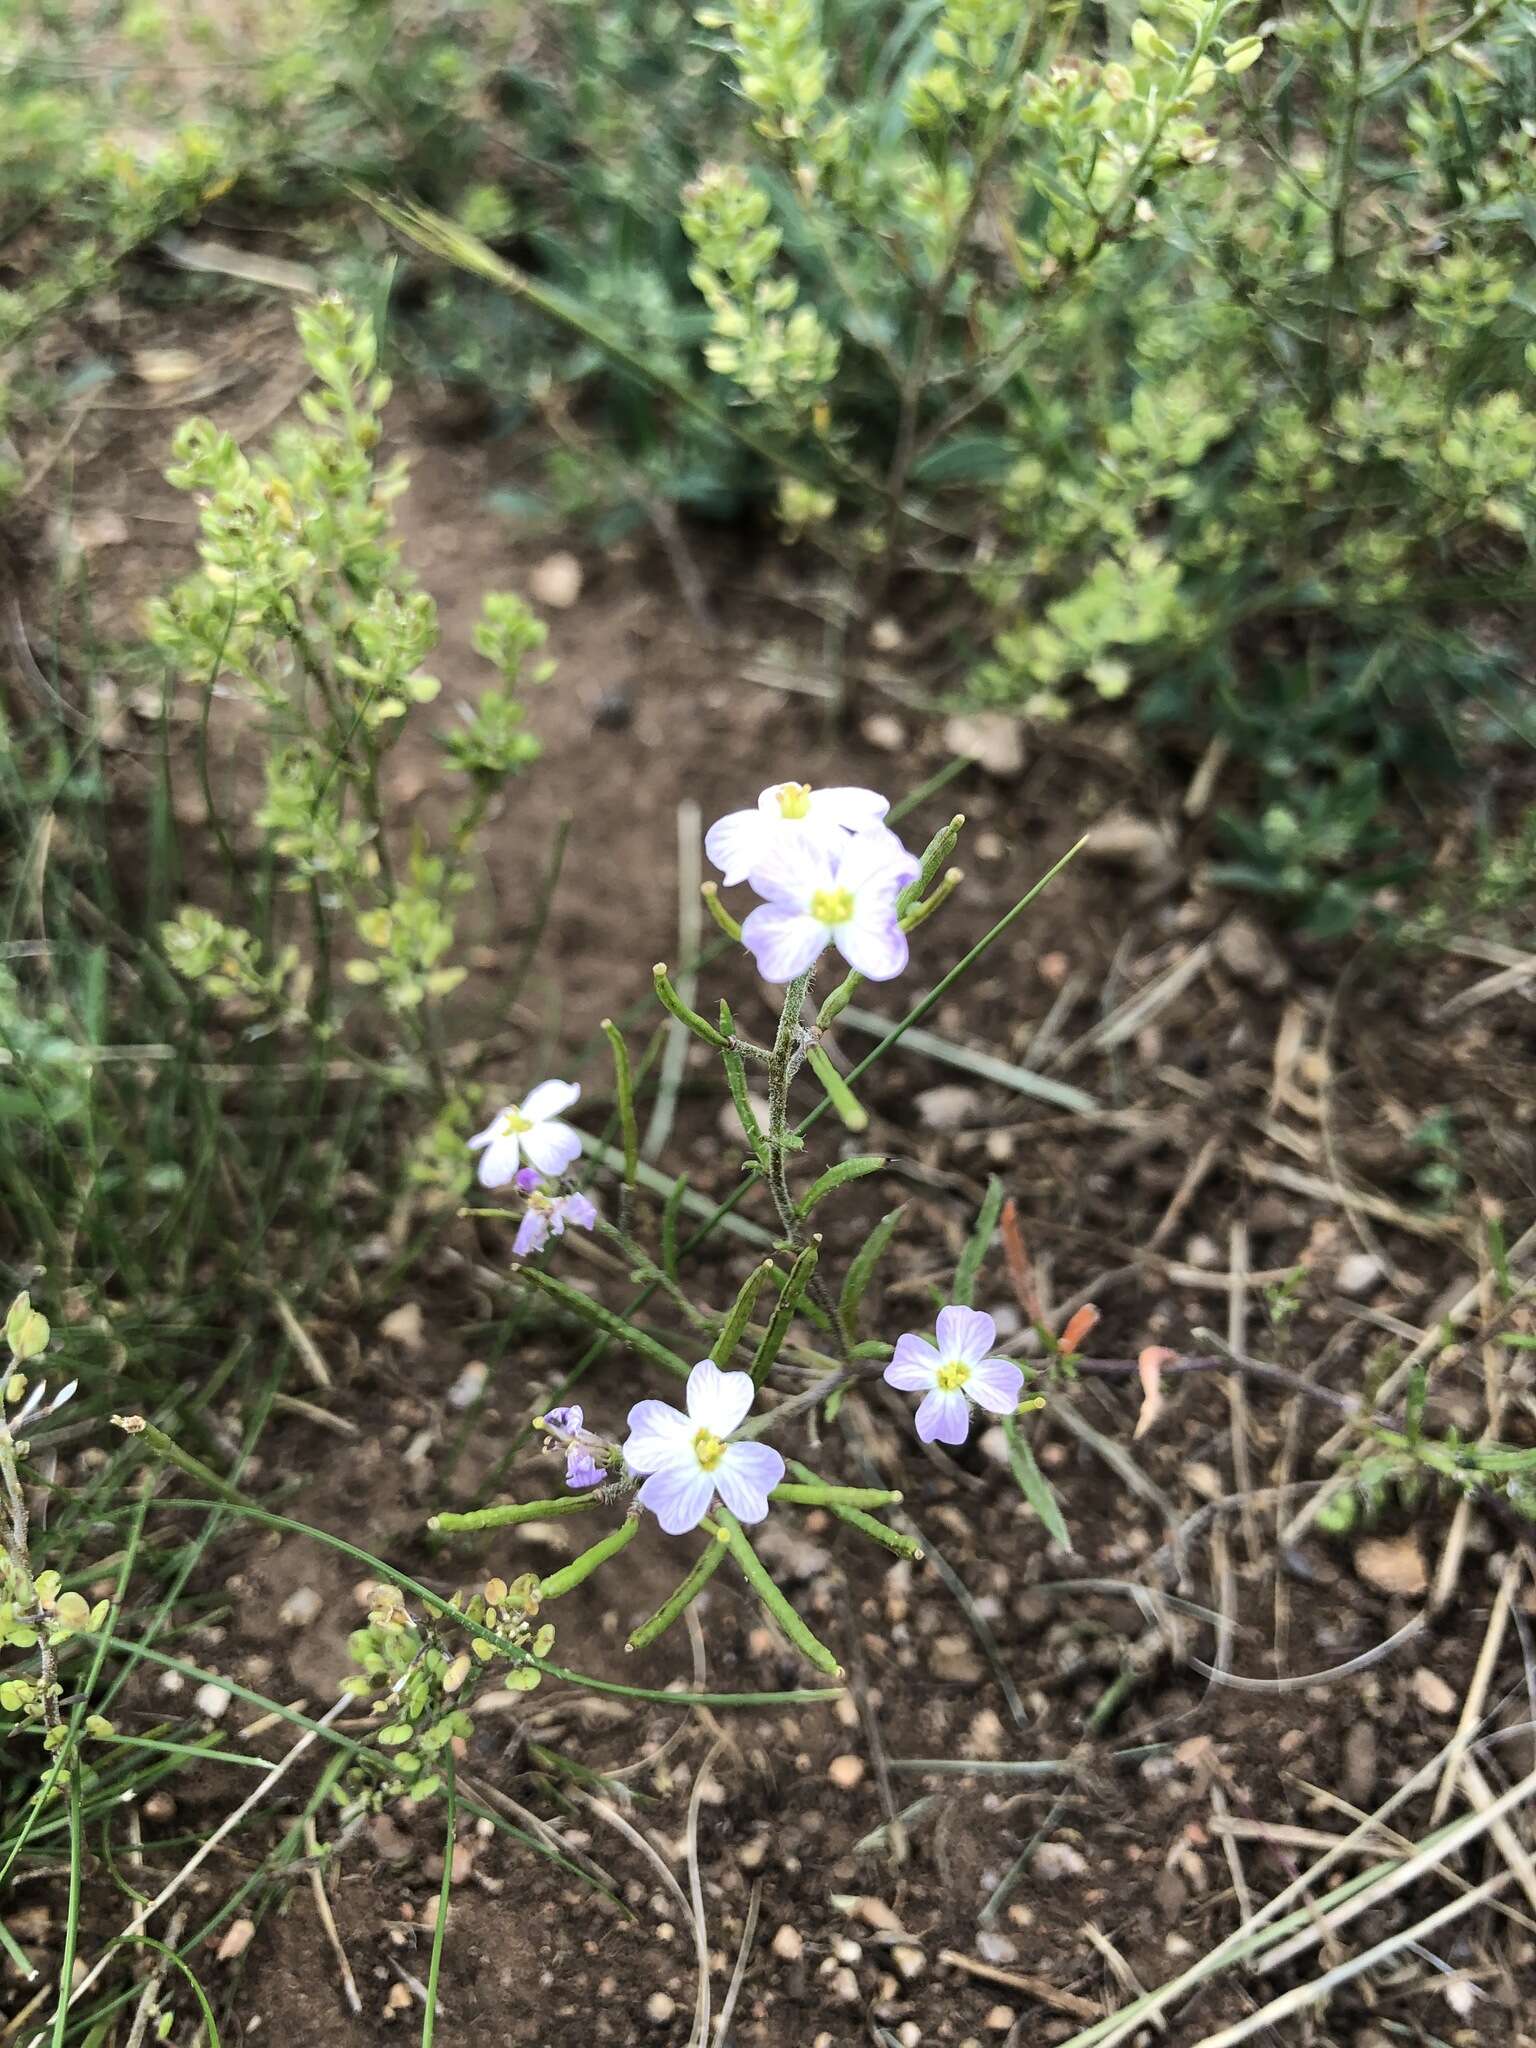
[278,1586,322,1628]
[528,550,583,609]
[891,1944,925,1981]
[644,1991,676,2023]
[1032,1841,1088,1881]
[984,2007,1017,2034]
[828,1754,866,1791]
[771,1925,804,1963]
[1336,1252,1384,1297]
[194,1682,232,1721]
[1412,1666,1458,1715]
[831,1967,861,2004]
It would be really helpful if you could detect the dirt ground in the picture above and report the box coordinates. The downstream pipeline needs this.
[8,293,1536,2047]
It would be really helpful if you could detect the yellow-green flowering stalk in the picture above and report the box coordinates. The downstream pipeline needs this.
[0,1296,111,1759]
[149,295,558,1144]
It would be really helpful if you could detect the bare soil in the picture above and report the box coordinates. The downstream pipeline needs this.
[7,297,1536,2048]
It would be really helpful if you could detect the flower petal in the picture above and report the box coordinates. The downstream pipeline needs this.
[475,1133,522,1187]
[513,1207,549,1257]
[565,1447,605,1489]
[836,824,921,893]
[914,1386,972,1446]
[745,833,827,910]
[808,786,889,833]
[835,911,908,982]
[936,1305,996,1363]
[638,1463,717,1535]
[560,1192,598,1232]
[884,1332,941,1391]
[704,807,766,886]
[740,905,827,983]
[520,1118,583,1176]
[521,1078,580,1123]
[543,1405,582,1433]
[964,1355,1026,1414]
[713,1440,786,1524]
[685,1359,755,1436]
[468,1112,509,1150]
[622,1400,694,1471]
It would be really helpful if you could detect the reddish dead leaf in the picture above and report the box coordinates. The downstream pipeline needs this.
[1058,1304,1100,1354]
[1000,1198,1042,1322]
[1134,1346,1175,1439]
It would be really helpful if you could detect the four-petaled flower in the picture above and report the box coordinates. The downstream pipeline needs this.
[540,1404,607,1489]
[623,1360,786,1533]
[514,1187,598,1258]
[705,781,890,887]
[883,1306,1025,1445]
[741,828,920,984]
[469,1080,583,1187]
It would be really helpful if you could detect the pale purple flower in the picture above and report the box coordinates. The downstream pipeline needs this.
[540,1403,607,1489]
[705,782,890,886]
[512,1188,598,1257]
[623,1359,786,1534]
[740,827,920,983]
[468,1080,583,1187]
[884,1306,1025,1446]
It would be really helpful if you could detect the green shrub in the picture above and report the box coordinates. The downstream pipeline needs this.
[398,0,1536,930]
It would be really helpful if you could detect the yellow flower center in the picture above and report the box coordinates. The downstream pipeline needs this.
[777,782,814,820]
[693,1427,726,1471]
[810,885,855,927]
[936,1359,971,1392]
[500,1109,532,1136]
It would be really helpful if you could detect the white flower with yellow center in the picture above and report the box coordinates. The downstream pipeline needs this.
[622,1360,786,1534]
[704,780,891,887]
[740,826,920,983]
[468,1079,582,1187]
[883,1306,1025,1445]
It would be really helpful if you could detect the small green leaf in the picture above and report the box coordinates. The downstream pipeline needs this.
[954,1177,1005,1307]
[1002,1413,1071,1551]
[839,1205,905,1332]
[796,1155,887,1217]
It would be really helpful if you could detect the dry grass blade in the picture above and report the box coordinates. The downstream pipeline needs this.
[646,798,703,1160]
[712,1877,761,2047]
[1058,938,1215,1064]
[937,1949,1101,2021]
[1188,1870,1513,2048]
[1257,1759,1536,1974]
[303,1816,362,2014]
[835,1004,1099,1114]
[61,1691,353,2017]
[684,1737,725,2048]
[1430,1556,1519,1824]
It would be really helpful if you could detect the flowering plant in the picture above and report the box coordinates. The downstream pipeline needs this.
[432,784,1079,1675]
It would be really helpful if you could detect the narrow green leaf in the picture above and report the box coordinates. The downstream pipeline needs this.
[601,1017,639,1195]
[770,1482,902,1509]
[839,1204,905,1331]
[828,1505,925,1560]
[661,1172,687,1283]
[751,1241,820,1388]
[719,1511,843,1677]
[955,1176,1005,1307]
[514,1265,691,1379]
[625,1529,731,1652]
[653,962,729,1047]
[701,881,741,942]
[807,1045,869,1132]
[1003,1413,1071,1551]
[721,1005,770,1168]
[713,1260,776,1367]
[430,1492,606,1533]
[537,1516,640,1600]
[795,1154,887,1217]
